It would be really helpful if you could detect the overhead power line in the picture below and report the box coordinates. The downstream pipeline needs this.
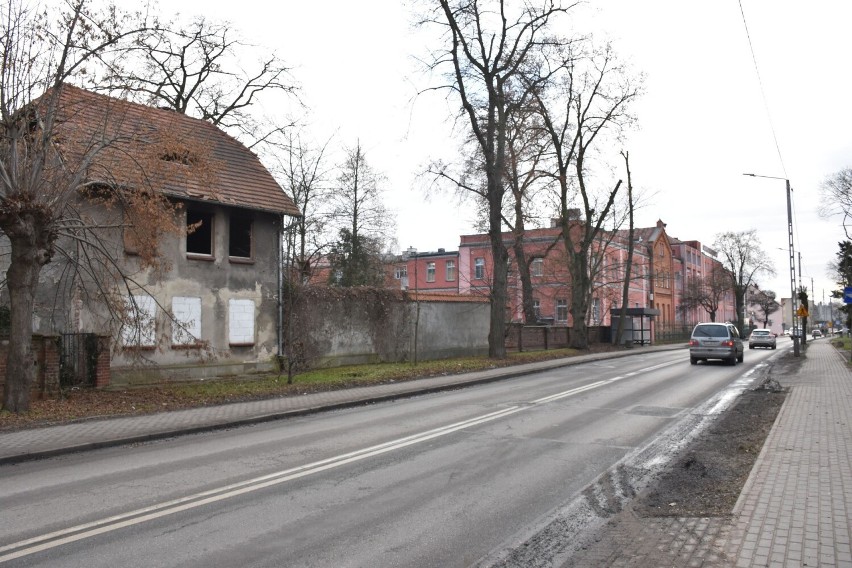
[737,0,788,179]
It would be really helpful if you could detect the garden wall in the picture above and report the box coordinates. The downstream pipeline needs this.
[286,288,490,368]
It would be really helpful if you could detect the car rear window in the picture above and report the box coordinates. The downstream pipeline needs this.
[693,324,728,338]
[753,330,770,336]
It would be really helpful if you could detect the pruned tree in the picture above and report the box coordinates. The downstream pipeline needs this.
[423,0,574,357]
[327,141,395,287]
[102,15,298,152]
[818,167,852,238]
[0,0,195,412]
[713,230,776,336]
[531,40,641,349]
[750,289,780,329]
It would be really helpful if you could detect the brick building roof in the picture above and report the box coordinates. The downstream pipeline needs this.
[51,85,299,216]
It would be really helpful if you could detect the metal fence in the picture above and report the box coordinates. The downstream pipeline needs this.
[654,322,694,344]
[59,333,100,388]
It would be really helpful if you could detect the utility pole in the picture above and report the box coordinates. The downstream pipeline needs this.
[744,174,799,355]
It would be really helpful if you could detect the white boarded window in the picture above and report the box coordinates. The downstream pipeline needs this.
[122,295,157,347]
[229,299,255,345]
[172,296,202,345]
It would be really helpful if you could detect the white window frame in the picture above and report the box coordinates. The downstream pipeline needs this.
[445,260,456,281]
[426,261,436,283]
[556,299,568,323]
[531,258,543,277]
[475,258,485,280]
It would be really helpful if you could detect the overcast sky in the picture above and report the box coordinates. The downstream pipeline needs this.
[170,0,852,305]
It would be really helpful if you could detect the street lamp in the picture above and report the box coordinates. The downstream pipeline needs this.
[743,173,800,356]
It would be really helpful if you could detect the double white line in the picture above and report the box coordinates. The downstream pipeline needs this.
[0,358,680,563]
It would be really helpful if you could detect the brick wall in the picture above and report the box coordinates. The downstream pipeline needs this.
[0,334,112,398]
[0,335,61,398]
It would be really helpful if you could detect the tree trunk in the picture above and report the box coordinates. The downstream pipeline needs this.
[568,254,591,349]
[488,229,509,358]
[3,237,47,412]
[512,237,537,324]
[616,152,635,345]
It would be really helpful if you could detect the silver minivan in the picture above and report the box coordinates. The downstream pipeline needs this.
[689,322,744,365]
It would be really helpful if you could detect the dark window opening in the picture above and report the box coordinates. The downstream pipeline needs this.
[186,209,213,256]
[229,213,253,258]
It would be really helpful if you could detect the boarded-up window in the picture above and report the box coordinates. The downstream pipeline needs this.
[121,295,157,347]
[228,299,255,345]
[172,296,202,345]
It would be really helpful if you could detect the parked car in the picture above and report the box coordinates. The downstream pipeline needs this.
[812,329,823,338]
[689,322,744,365]
[749,329,777,349]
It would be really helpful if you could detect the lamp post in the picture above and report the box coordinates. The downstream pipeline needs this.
[743,173,800,356]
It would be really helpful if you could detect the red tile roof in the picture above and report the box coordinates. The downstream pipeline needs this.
[52,85,299,216]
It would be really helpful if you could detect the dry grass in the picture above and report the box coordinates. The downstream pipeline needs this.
[0,344,625,432]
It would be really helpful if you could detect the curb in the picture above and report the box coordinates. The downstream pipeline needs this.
[0,344,687,465]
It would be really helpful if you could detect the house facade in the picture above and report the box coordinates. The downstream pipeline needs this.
[14,86,300,384]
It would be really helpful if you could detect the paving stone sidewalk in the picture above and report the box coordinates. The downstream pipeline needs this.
[559,339,852,568]
[723,340,852,568]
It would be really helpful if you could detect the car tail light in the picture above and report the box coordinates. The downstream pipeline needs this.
[720,340,734,347]
[689,339,698,347]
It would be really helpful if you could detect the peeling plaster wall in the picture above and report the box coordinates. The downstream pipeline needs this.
[107,206,283,382]
[0,201,286,385]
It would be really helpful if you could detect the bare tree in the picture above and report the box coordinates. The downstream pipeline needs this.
[327,141,396,287]
[275,132,334,283]
[679,265,732,323]
[713,230,776,335]
[531,41,641,348]
[103,15,298,151]
[614,150,635,344]
[818,167,852,238]
[0,0,196,412]
[424,0,574,357]
[502,102,552,323]
[750,289,780,329]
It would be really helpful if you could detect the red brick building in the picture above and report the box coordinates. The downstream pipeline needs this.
[393,219,736,332]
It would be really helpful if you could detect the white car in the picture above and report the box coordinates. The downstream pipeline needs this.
[748,329,776,349]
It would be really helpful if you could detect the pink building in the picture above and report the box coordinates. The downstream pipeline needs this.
[395,219,737,334]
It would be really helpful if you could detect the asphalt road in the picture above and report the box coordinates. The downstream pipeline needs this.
[0,346,784,567]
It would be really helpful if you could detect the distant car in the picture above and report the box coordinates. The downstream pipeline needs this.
[689,322,744,365]
[749,329,776,349]
[812,329,823,338]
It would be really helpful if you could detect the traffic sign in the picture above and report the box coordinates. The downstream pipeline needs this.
[844,287,852,304]
[796,305,809,317]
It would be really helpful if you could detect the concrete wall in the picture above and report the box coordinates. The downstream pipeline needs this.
[287,290,489,368]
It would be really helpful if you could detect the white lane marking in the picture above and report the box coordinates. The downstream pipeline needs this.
[0,357,683,562]
[531,359,681,405]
